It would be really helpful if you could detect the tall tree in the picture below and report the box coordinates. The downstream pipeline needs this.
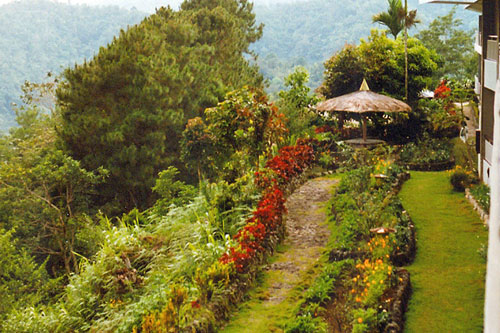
[321,30,438,102]
[57,2,263,212]
[417,7,476,81]
[373,0,419,100]
[403,0,419,100]
[0,103,106,276]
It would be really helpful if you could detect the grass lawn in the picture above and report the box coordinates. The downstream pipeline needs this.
[399,171,488,333]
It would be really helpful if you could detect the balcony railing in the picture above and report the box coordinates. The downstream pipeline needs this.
[486,35,498,60]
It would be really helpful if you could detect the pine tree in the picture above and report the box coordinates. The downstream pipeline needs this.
[57,2,264,212]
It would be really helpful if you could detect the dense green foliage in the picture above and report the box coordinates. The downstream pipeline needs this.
[399,136,452,164]
[0,99,106,277]
[417,7,476,81]
[182,87,286,182]
[0,0,146,131]
[252,0,476,94]
[0,0,486,331]
[320,30,439,102]
[0,1,272,330]
[57,1,264,212]
[0,90,272,332]
[0,230,52,322]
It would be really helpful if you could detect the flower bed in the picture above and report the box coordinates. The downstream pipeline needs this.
[284,157,415,332]
[400,137,454,171]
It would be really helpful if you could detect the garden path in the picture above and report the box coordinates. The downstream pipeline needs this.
[400,171,487,332]
[220,176,338,332]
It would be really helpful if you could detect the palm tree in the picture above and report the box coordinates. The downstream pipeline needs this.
[374,0,419,99]
[403,0,419,100]
[372,0,404,39]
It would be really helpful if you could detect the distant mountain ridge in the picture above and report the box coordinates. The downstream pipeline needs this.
[0,0,146,130]
[0,0,478,130]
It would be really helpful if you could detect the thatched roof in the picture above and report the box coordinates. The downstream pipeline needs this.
[316,80,411,114]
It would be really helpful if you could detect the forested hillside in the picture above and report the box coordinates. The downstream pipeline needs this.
[0,0,477,129]
[252,0,478,93]
[0,0,146,130]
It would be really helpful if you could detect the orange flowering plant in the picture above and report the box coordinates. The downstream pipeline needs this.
[349,235,397,332]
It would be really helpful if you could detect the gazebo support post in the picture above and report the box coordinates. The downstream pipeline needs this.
[362,114,367,142]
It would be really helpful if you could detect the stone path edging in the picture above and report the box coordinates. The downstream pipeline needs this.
[465,188,489,226]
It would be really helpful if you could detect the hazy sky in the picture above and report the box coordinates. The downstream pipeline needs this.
[0,0,300,13]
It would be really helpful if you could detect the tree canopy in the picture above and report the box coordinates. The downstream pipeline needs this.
[57,1,264,212]
[416,7,476,81]
[320,30,439,102]
[372,0,406,39]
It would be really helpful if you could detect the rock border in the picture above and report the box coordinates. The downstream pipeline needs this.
[384,269,412,333]
[465,188,489,227]
[390,214,416,267]
[404,159,455,171]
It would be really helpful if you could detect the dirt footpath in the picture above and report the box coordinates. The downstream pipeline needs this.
[220,176,338,332]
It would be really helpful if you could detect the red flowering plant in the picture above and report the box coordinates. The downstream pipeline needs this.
[254,169,277,190]
[434,80,451,99]
[219,186,286,273]
[434,80,455,115]
[220,245,253,273]
[253,186,286,231]
[218,141,315,274]
[265,144,315,183]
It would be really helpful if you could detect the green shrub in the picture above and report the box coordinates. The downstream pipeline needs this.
[284,313,327,333]
[418,98,462,139]
[449,166,475,192]
[0,230,53,324]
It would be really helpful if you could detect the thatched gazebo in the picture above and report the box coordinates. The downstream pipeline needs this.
[316,80,411,143]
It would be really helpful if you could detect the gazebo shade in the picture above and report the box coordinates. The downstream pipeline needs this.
[316,90,411,114]
[316,79,411,142]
